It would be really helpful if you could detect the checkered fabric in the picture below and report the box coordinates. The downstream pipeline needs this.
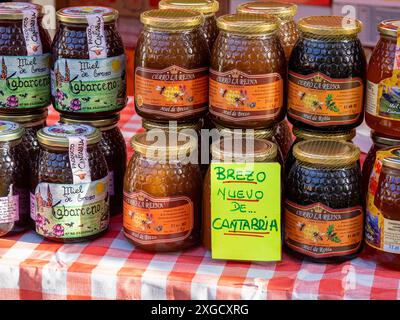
[0,98,399,300]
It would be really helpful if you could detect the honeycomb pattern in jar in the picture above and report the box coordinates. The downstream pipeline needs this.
[22,124,45,170]
[274,120,293,160]
[375,172,400,214]
[203,15,218,50]
[368,35,396,79]
[278,19,299,60]
[286,162,362,209]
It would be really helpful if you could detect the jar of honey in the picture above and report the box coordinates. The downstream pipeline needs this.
[365,151,400,269]
[274,120,293,160]
[285,140,363,262]
[135,9,209,122]
[209,13,286,129]
[288,16,366,131]
[236,1,299,60]
[52,6,126,117]
[33,124,109,242]
[366,20,400,138]
[123,132,202,251]
[202,137,278,249]
[0,121,30,236]
[0,2,51,114]
[59,115,126,216]
[158,0,219,50]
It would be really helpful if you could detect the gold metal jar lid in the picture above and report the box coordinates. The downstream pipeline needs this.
[57,6,119,24]
[293,139,360,167]
[215,123,275,140]
[293,127,356,142]
[60,114,120,131]
[237,1,297,19]
[217,13,278,35]
[211,137,277,162]
[298,16,362,36]
[37,124,101,148]
[383,157,400,170]
[0,2,44,20]
[371,131,400,147]
[131,132,198,158]
[142,119,203,132]
[141,9,204,30]
[159,0,219,15]
[0,121,24,142]
[378,20,400,38]
[0,109,48,127]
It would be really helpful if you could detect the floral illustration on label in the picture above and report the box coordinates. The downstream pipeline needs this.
[135,65,208,118]
[285,201,363,258]
[22,9,43,56]
[123,191,194,245]
[33,177,109,239]
[288,72,364,126]
[86,14,107,59]
[0,54,50,109]
[209,69,283,121]
[52,54,126,113]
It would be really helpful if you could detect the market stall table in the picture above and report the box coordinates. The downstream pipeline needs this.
[0,98,399,300]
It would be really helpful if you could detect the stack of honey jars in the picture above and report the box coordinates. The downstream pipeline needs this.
[363,20,400,268]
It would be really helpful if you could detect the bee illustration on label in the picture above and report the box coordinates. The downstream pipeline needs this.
[74,171,87,181]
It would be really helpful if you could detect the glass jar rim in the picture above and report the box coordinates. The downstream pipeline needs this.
[141,9,204,31]
[0,2,44,20]
[60,114,120,131]
[158,0,219,15]
[0,120,24,142]
[217,13,278,35]
[57,6,119,24]
[236,1,297,19]
[293,127,356,142]
[298,16,362,36]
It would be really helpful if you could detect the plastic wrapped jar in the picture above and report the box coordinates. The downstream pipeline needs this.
[32,124,109,242]
[209,13,286,129]
[0,2,51,114]
[0,109,47,170]
[123,132,202,251]
[59,115,126,216]
[365,155,400,269]
[158,0,219,50]
[285,140,363,263]
[288,16,366,131]
[236,1,299,60]
[52,6,126,117]
[366,20,400,138]
[135,9,209,122]
[0,121,30,236]
[202,137,278,250]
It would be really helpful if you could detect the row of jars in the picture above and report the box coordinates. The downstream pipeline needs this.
[0,2,126,118]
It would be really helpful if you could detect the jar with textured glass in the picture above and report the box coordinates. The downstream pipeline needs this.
[52,6,126,117]
[0,121,30,236]
[135,9,209,122]
[123,132,202,251]
[202,138,278,249]
[236,1,298,60]
[158,0,219,50]
[366,20,400,138]
[288,16,366,131]
[59,115,126,216]
[0,109,47,170]
[210,13,286,129]
[0,2,51,113]
[32,124,109,242]
[285,140,363,262]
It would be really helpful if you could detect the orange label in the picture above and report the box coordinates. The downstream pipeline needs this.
[288,72,364,126]
[134,65,208,118]
[123,191,193,245]
[284,201,363,258]
[209,69,283,121]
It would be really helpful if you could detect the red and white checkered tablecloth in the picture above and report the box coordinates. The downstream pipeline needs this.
[0,98,399,300]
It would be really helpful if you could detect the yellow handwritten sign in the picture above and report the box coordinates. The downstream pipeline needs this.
[210,163,281,261]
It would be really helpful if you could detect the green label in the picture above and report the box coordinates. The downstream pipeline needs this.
[0,54,50,109]
[34,177,109,239]
[210,163,281,262]
[52,54,126,113]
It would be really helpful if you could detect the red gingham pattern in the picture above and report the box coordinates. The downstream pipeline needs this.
[0,98,399,300]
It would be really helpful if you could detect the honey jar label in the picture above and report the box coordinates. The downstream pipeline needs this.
[68,136,91,184]
[288,72,364,126]
[22,9,43,56]
[209,69,283,121]
[135,66,208,118]
[86,14,107,59]
[33,176,109,239]
[0,194,19,224]
[284,201,363,258]
[123,191,194,245]
[0,54,50,110]
[52,54,126,113]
